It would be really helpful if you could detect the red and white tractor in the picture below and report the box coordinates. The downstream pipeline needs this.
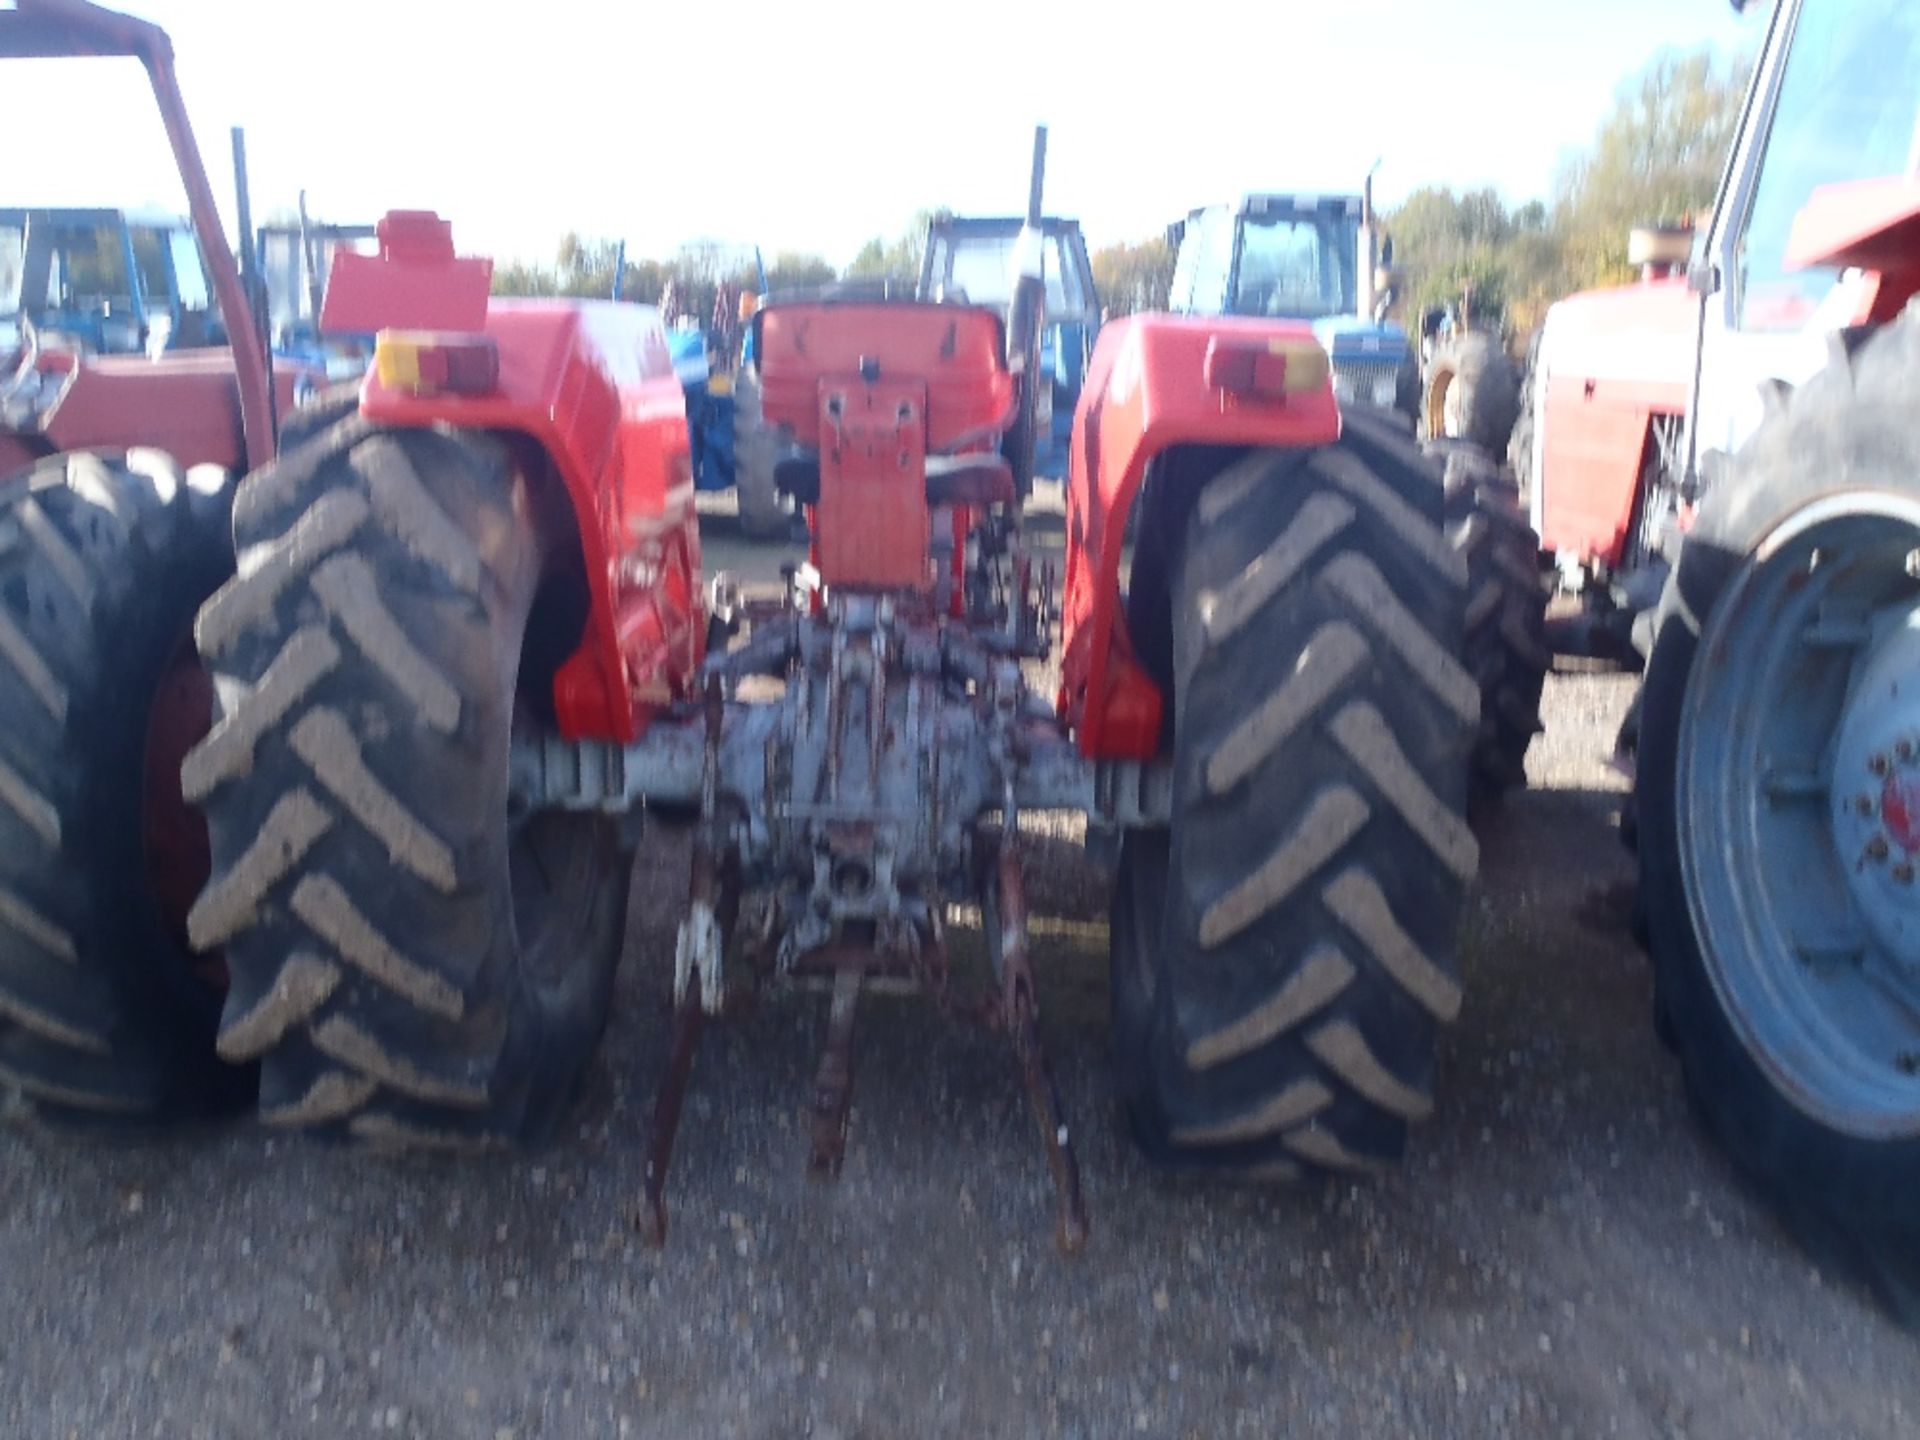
[1527,0,1920,1316]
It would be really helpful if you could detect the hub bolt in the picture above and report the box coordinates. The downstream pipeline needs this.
[1900,739,1916,763]
[1858,794,1878,817]
[1894,861,1916,886]
[1871,753,1892,777]
[1867,834,1891,862]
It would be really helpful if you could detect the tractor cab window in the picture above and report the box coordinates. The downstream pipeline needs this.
[1736,0,1920,331]
[130,225,174,307]
[59,220,140,352]
[1230,208,1357,320]
[929,231,1090,319]
[1170,209,1233,313]
[167,228,217,341]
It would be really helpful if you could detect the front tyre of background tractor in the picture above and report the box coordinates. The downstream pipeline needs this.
[730,370,792,543]
[1638,313,1920,1324]
[0,449,247,1121]
[1112,416,1478,1179]
[187,417,629,1148]
[1423,332,1520,455]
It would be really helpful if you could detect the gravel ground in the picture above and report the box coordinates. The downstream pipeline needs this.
[5,507,1918,1439]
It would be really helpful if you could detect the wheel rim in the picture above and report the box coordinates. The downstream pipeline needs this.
[141,628,221,989]
[1678,491,1920,1138]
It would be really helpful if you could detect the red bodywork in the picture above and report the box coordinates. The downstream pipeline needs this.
[0,351,310,478]
[334,229,702,743]
[755,302,1015,592]
[1786,175,1920,326]
[1060,316,1341,760]
[1533,279,1695,567]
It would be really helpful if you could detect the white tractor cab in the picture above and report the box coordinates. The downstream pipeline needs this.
[1166,191,1421,423]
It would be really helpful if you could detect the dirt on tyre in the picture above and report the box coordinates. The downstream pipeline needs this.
[1638,313,1920,1324]
[187,418,630,1148]
[1113,409,1479,1178]
[0,449,247,1121]
[1423,332,1520,454]
[1426,438,1549,808]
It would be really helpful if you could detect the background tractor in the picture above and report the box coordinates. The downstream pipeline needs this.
[1523,0,1920,1319]
[1,206,226,359]
[917,211,1102,483]
[1167,188,1422,425]
[1166,187,1546,807]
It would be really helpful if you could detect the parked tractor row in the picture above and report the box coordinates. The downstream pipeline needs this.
[4,0,1918,1323]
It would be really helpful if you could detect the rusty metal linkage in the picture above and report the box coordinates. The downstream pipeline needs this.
[807,966,863,1180]
[994,839,1089,1255]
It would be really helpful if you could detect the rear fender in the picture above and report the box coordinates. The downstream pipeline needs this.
[358,300,702,744]
[1060,315,1339,759]
[1785,176,1920,325]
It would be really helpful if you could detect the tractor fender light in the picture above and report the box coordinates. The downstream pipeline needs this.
[373,329,500,397]
[1203,335,1329,401]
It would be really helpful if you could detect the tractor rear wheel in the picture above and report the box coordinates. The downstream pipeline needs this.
[1423,332,1519,454]
[188,418,630,1147]
[1428,439,1549,808]
[1113,418,1478,1178]
[1638,314,1920,1323]
[731,370,790,543]
[0,449,247,1120]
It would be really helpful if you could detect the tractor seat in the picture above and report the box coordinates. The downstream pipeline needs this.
[925,452,1014,507]
[774,450,1016,509]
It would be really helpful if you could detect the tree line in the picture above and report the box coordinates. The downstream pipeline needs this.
[495,44,1749,343]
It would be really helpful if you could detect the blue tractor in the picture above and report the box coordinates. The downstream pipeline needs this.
[1165,191,1420,423]
[2,206,227,358]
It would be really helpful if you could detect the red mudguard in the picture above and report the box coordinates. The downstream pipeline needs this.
[1059,315,1340,760]
[1786,175,1920,325]
[349,286,701,745]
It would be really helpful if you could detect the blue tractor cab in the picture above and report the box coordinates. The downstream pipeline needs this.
[2,206,225,358]
[917,215,1100,481]
[1166,192,1418,421]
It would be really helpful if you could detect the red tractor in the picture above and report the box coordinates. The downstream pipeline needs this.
[8,6,1491,1248]
[0,0,324,1118]
[1526,0,1920,1316]
[184,156,1486,1246]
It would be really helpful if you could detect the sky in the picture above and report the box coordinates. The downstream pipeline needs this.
[7,0,1755,270]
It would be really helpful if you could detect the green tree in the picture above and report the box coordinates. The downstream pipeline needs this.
[1553,45,1751,289]
[1090,238,1173,316]
[845,208,953,286]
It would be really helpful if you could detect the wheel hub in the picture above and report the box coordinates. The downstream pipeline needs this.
[1828,615,1920,960]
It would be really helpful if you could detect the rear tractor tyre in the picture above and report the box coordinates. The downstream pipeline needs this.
[188,418,630,1148]
[0,449,246,1121]
[1427,438,1549,808]
[1639,313,1920,1324]
[1112,421,1479,1179]
[1423,332,1520,454]
[731,370,791,543]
